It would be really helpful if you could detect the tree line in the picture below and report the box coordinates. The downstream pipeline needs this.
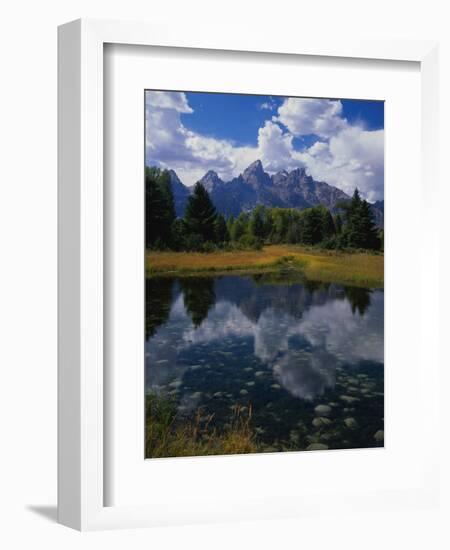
[145,166,383,252]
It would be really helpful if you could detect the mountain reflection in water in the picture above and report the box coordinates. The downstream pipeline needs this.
[146,275,384,452]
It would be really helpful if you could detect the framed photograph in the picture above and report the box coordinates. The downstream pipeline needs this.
[143,89,385,459]
[58,18,440,530]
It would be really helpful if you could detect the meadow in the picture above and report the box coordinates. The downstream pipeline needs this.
[146,244,384,287]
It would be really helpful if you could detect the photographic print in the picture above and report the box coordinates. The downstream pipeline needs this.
[145,91,384,458]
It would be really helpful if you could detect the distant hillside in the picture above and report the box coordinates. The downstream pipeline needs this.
[165,160,384,227]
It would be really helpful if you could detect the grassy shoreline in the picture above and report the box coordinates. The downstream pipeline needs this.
[146,245,384,287]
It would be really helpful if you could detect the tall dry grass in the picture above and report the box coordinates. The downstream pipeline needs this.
[146,245,383,287]
[145,393,257,458]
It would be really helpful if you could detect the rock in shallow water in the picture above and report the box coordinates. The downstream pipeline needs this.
[374,430,384,442]
[306,443,329,451]
[312,417,332,428]
[344,417,358,429]
[340,395,359,404]
[314,404,332,416]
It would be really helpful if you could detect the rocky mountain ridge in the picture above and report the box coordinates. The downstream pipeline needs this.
[167,160,384,226]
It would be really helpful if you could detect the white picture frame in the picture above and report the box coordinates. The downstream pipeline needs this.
[58,18,440,531]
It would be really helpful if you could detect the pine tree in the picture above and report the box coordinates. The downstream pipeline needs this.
[343,189,380,250]
[334,213,343,234]
[214,213,230,243]
[302,207,325,244]
[184,182,217,243]
[170,218,187,251]
[344,188,364,248]
[145,167,176,248]
[250,205,266,240]
[157,169,176,225]
[359,199,380,249]
[286,220,301,243]
[226,215,235,236]
[321,207,336,238]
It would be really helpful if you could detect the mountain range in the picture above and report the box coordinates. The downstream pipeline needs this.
[167,160,384,227]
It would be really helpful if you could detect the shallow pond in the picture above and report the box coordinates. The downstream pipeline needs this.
[145,273,384,455]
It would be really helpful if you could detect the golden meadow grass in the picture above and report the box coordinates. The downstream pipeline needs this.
[146,245,384,287]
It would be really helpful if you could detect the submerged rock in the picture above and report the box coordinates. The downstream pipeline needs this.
[314,404,332,416]
[340,395,358,404]
[312,417,332,428]
[374,430,384,442]
[306,443,329,451]
[344,417,358,429]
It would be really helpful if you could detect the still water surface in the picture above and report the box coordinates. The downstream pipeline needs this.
[145,274,384,452]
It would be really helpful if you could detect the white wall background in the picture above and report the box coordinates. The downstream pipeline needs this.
[0,1,448,548]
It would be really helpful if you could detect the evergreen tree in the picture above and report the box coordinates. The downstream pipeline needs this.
[145,167,176,248]
[343,189,363,248]
[334,213,343,234]
[250,205,266,240]
[379,229,384,252]
[321,207,336,238]
[359,199,380,249]
[214,213,230,243]
[286,220,301,243]
[184,182,217,243]
[170,218,187,251]
[302,207,325,244]
[226,215,235,237]
[157,169,176,225]
[342,189,379,250]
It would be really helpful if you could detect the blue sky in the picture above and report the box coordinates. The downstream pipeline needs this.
[182,93,384,147]
[145,90,384,201]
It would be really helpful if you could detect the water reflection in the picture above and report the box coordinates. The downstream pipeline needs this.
[179,277,215,327]
[146,274,384,451]
[145,277,174,339]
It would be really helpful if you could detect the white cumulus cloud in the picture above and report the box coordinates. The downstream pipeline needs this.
[145,91,258,185]
[297,127,384,201]
[146,90,193,113]
[274,97,348,139]
[145,91,383,201]
[257,121,296,172]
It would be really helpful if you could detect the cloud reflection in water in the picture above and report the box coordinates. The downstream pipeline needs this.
[146,277,384,401]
